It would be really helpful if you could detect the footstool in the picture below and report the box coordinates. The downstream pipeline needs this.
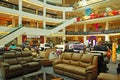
[97,73,120,80]
[41,59,52,66]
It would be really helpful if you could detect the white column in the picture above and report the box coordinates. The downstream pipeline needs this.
[62,11,66,41]
[84,36,87,45]
[83,24,87,45]
[105,21,109,30]
[44,36,47,43]
[43,0,46,29]
[19,0,22,27]
[63,11,65,20]
[17,35,22,45]
[105,21,109,41]
[37,21,39,28]
[12,17,15,27]
[105,35,109,41]
[84,24,86,32]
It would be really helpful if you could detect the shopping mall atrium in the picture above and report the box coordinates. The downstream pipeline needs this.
[0,0,120,80]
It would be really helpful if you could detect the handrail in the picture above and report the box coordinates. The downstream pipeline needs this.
[0,26,22,39]
[50,18,76,33]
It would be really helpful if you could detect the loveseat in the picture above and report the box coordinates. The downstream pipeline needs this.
[53,53,98,80]
[0,51,41,79]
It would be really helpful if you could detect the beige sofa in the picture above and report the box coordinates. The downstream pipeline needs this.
[53,53,98,80]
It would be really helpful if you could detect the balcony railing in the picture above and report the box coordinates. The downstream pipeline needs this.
[0,1,18,10]
[66,29,120,35]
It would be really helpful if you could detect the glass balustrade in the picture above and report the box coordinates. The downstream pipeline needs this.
[66,29,120,35]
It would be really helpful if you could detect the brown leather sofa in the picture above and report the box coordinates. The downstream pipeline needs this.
[0,51,41,79]
[53,53,98,80]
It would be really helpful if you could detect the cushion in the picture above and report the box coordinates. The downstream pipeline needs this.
[55,63,68,70]
[23,56,33,62]
[80,54,94,63]
[62,53,72,64]
[9,64,22,71]
[62,53,72,60]
[80,54,94,67]
[27,62,39,67]
[4,58,18,65]
[72,66,86,76]
[70,54,82,65]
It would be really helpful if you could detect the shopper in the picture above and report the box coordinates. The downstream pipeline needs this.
[4,45,9,51]
[10,44,16,50]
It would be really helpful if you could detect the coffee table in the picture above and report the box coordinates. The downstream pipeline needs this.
[23,70,63,80]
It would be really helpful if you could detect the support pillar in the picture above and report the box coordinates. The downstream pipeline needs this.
[17,35,22,45]
[37,21,39,28]
[62,11,66,41]
[62,0,66,6]
[84,24,86,32]
[105,21,109,41]
[19,0,22,27]
[83,24,87,45]
[12,17,15,27]
[43,0,46,29]
[105,21,109,30]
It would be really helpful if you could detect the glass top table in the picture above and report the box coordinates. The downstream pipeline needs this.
[23,70,63,80]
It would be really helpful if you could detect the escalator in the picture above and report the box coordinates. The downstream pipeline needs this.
[50,18,76,34]
[0,26,25,46]
[0,18,77,46]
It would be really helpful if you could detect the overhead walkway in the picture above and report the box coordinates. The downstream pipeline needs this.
[0,18,76,46]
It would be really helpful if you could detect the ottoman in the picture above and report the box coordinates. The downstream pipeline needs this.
[97,73,120,80]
